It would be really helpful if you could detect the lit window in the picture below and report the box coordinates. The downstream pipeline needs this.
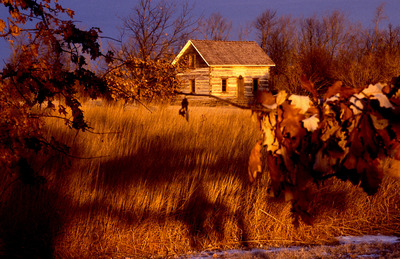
[222,79,227,92]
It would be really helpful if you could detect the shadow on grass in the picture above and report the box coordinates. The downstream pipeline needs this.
[0,133,252,257]
[0,183,63,258]
[92,133,252,250]
[0,133,356,257]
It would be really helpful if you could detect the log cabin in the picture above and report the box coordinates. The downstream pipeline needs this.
[172,40,275,105]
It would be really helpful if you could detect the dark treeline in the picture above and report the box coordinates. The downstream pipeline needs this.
[252,5,400,94]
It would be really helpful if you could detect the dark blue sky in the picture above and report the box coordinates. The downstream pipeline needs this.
[0,0,398,61]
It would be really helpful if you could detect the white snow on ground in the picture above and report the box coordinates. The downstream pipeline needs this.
[336,235,400,245]
[177,235,400,258]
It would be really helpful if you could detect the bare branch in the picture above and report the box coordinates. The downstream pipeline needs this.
[197,12,232,41]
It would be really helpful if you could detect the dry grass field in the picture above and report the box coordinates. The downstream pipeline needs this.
[0,101,400,258]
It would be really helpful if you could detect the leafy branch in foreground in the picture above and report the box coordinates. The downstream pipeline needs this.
[0,0,112,184]
[250,77,400,224]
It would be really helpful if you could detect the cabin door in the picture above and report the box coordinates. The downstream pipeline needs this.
[237,76,244,99]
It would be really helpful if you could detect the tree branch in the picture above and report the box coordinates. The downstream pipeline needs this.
[174,91,273,113]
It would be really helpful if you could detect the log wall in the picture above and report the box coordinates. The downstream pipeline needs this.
[209,66,271,98]
[177,48,272,104]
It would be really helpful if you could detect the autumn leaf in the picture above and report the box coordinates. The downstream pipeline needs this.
[389,141,400,160]
[266,153,284,197]
[302,114,320,132]
[369,113,389,130]
[324,81,343,100]
[300,74,318,100]
[350,93,364,115]
[276,90,287,106]
[340,103,353,121]
[319,117,341,142]
[260,112,280,153]
[248,140,263,183]
[0,19,5,33]
[359,157,383,195]
[340,87,359,99]
[361,83,394,109]
[279,102,307,150]
[313,148,336,173]
[347,114,377,156]
[67,8,75,18]
[386,159,400,179]
[288,95,311,114]
[255,90,276,109]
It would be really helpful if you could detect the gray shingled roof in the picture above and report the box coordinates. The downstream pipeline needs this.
[190,40,275,66]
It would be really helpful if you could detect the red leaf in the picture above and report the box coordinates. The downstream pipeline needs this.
[255,90,276,108]
[389,141,400,160]
[324,81,342,100]
[300,75,318,101]
[279,102,307,150]
[359,157,383,195]
[248,140,263,183]
[266,154,284,197]
[340,87,359,99]
[340,103,353,121]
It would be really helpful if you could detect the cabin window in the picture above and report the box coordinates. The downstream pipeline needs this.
[222,79,227,92]
[190,79,195,93]
[253,78,259,93]
[188,54,196,68]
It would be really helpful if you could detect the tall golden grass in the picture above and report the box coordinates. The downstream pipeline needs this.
[1,101,400,258]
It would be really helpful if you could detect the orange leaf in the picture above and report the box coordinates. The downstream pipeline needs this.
[255,90,276,108]
[389,141,400,160]
[300,75,318,100]
[67,8,75,18]
[0,19,5,33]
[340,103,353,121]
[280,102,307,150]
[248,140,263,183]
[340,87,359,99]
[386,159,400,179]
[342,153,357,170]
[324,81,342,100]
[266,154,284,197]
[359,157,383,195]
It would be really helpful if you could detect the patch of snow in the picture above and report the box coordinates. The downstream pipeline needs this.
[336,234,400,245]
[178,235,400,258]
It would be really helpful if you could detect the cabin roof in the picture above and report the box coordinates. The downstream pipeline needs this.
[172,40,275,67]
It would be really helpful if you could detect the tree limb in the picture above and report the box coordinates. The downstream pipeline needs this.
[174,91,273,113]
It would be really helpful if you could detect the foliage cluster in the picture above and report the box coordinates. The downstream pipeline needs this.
[250,77,400,223]
[105,57,182,103]
[0,0,113,182]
